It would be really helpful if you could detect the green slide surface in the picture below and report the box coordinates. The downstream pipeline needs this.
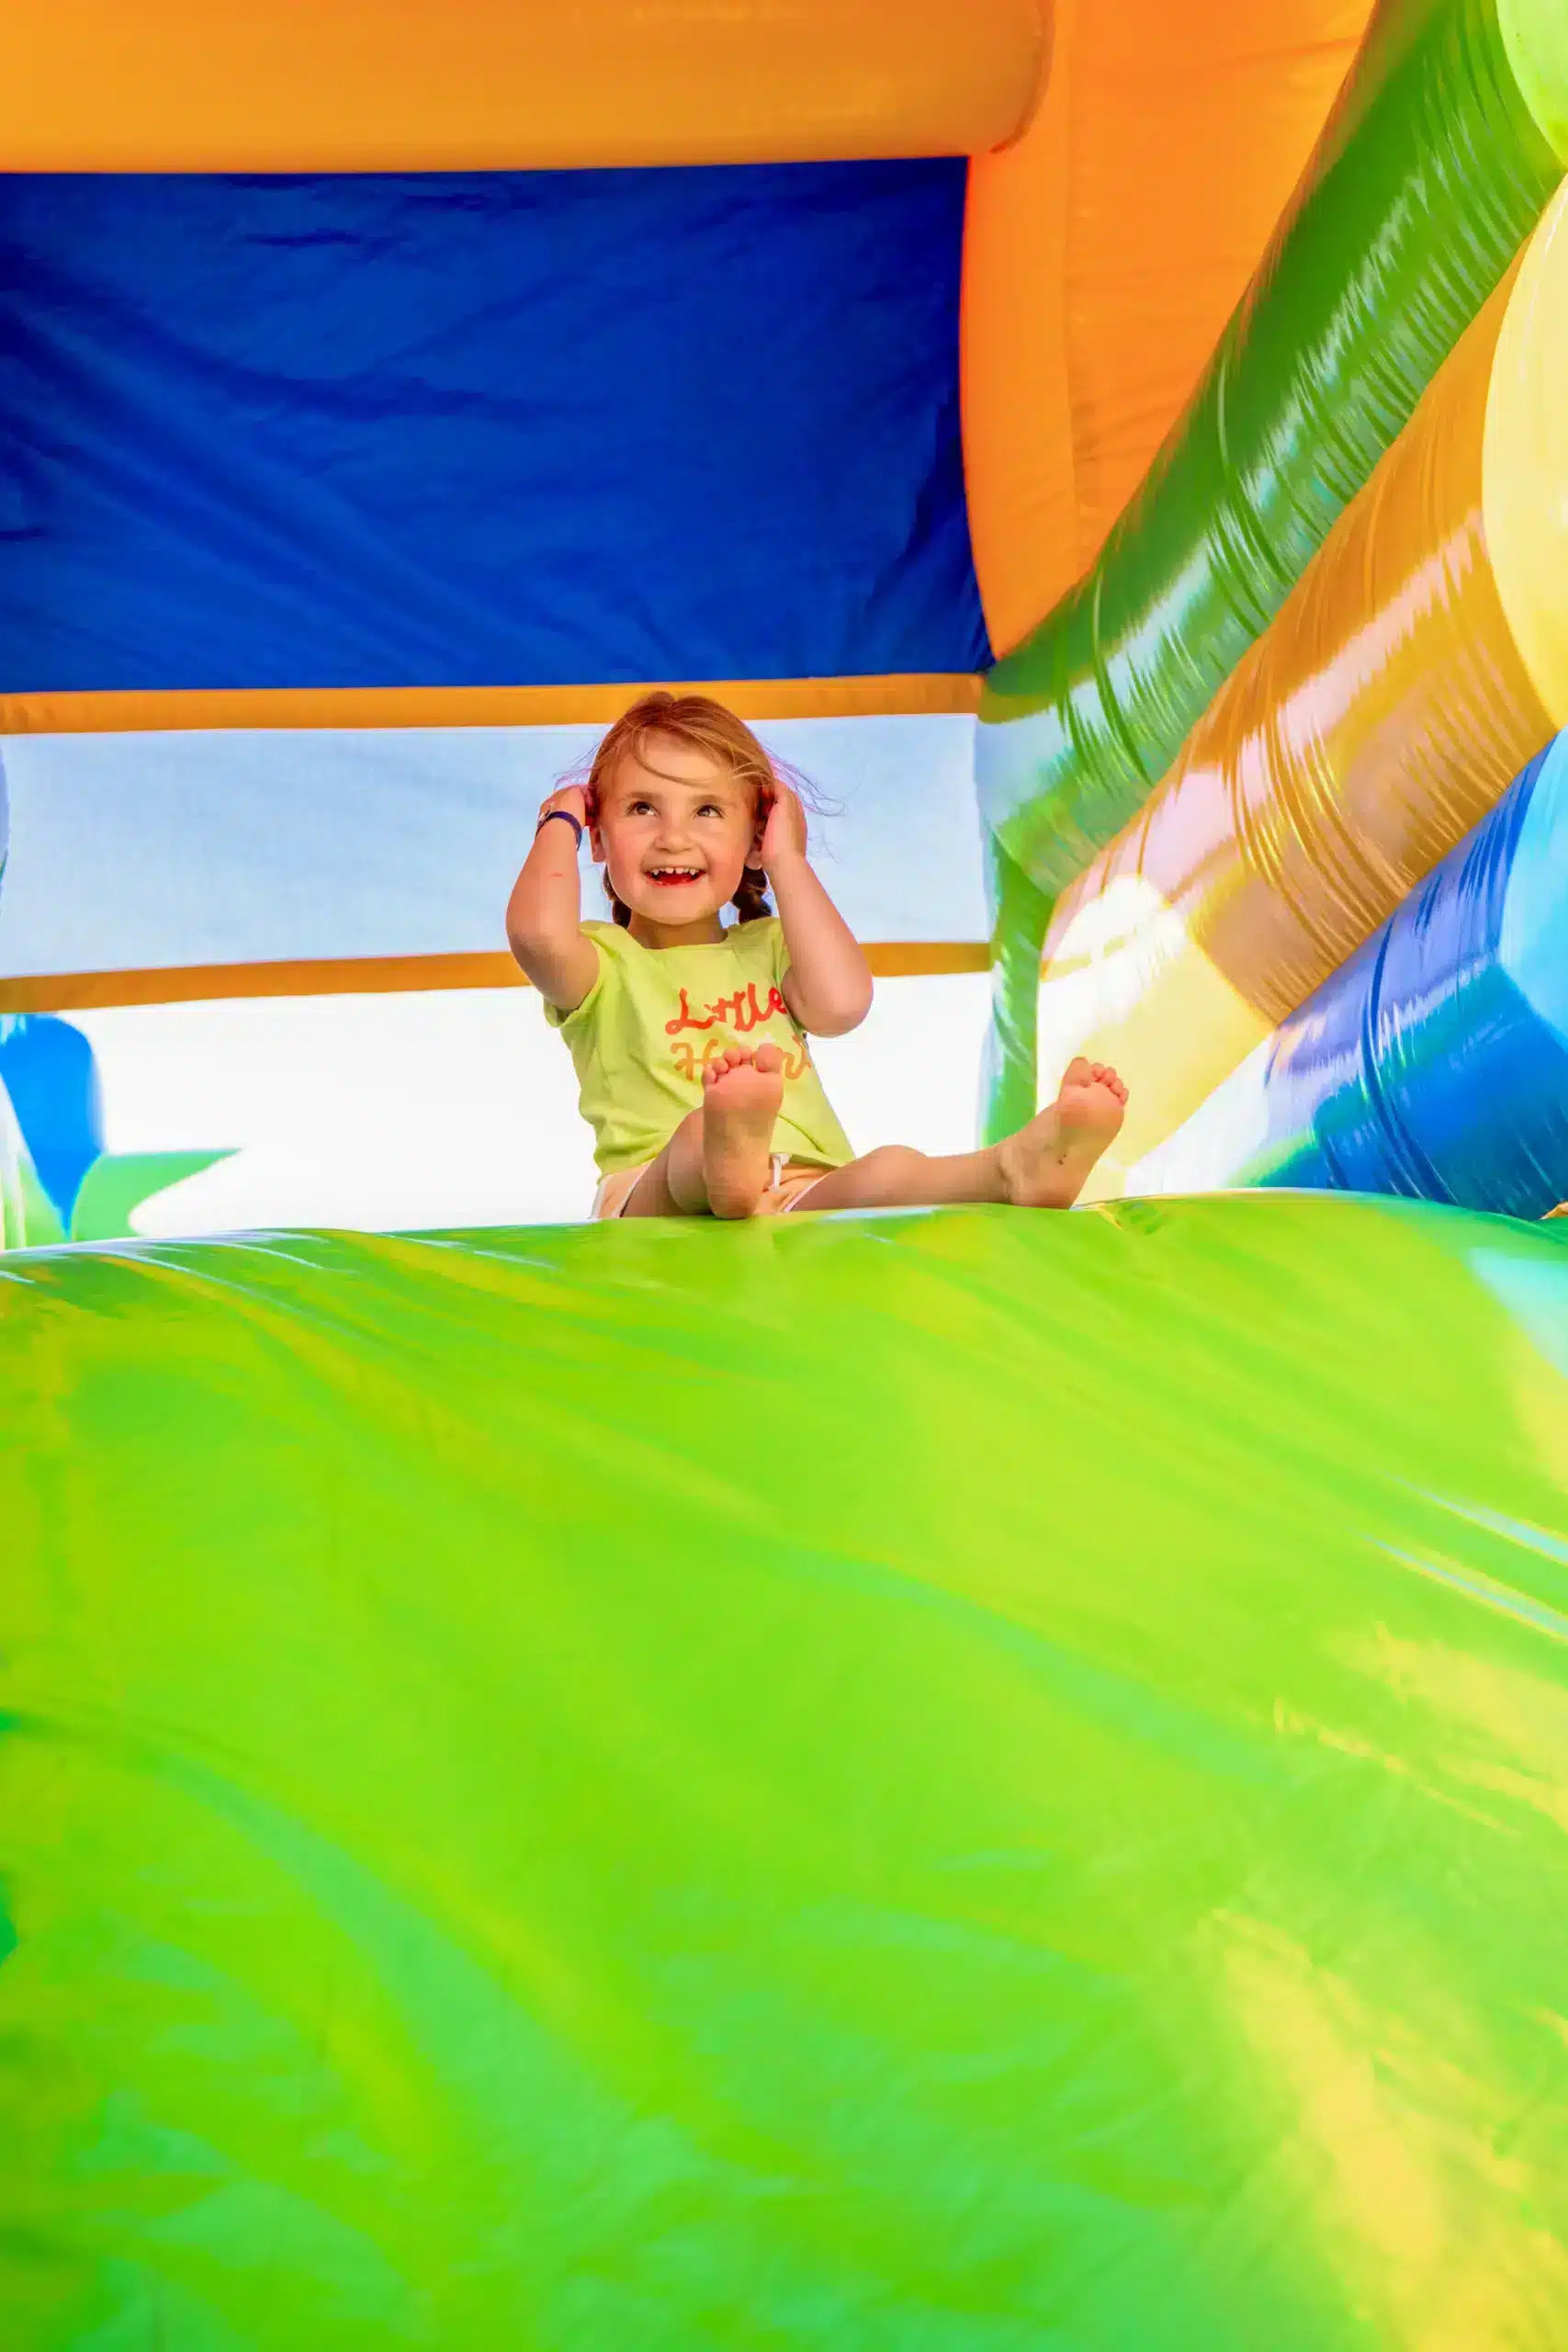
[5,1196,1568,2347]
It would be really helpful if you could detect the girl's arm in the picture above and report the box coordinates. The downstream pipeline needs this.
[506,786,600,1011]
[762,786,874,1036]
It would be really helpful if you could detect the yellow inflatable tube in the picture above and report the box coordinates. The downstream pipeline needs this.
[1,0,1047,172]
[1032,179,1568,1198]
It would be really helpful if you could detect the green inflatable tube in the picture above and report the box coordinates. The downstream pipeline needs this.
[6,1196,1568,2346]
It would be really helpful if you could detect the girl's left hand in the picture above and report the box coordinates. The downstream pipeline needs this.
[759,783,808,873]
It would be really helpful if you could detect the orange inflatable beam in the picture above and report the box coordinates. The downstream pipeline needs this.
[1,0,1048,173]
[962,0,1371,657]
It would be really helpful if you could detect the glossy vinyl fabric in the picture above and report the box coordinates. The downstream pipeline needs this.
[6,1195,1568,2348]
[979,829,1056,1150]
[960,0,1370,660]
[977,0,1568,889]
[1026,179,1568,1191]
[975,0,1568,1136]
[1,0,1047,172]
[1134,734,1568,1217]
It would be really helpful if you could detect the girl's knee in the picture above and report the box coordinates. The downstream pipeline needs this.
[836,1142,941,1211]
[665,1106,708,1167]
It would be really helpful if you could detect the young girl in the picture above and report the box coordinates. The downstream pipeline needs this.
[506,692,1127,1221]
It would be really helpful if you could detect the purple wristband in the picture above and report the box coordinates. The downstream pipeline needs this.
[536,809,583,847]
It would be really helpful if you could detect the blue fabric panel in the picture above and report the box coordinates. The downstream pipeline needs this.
[1245,735,1568,1218]
[0,167,987,693]
[0,1015,104,1224]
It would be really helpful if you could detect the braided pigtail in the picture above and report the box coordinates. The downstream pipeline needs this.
[731,865,773,924]
[604,875,633,928]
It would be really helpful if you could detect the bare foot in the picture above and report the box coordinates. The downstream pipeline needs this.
[701,1046,784,1218]
[997,1057,1128,1208]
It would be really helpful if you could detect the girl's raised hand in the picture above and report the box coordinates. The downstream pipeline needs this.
[537,783,590,831]
[759,782,808,873]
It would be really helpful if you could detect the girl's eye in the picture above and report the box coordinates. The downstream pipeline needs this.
[697,803,723,818]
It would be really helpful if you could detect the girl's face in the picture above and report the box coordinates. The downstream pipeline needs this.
[592,734,764,937]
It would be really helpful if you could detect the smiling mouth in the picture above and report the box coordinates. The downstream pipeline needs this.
[647,866,704,886]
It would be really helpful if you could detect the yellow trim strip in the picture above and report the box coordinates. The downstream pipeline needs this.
[0,943,990,1014]
[0,676,983,737]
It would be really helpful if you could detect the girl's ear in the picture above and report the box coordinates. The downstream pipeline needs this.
[589,825,606,866]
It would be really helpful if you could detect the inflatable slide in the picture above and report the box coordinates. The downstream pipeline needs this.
[6,4,1568,2343]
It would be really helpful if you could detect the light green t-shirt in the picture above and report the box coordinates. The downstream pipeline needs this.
[544,918,856,1176]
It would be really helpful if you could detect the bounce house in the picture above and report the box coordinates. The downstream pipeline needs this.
[6,3,1568,2343]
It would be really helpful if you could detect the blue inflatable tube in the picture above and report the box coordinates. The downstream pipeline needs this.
[1136,733,1568,1219]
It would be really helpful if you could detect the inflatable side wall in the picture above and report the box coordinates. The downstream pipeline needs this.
[973,0,1568,1139]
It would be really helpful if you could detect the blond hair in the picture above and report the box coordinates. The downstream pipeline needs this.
[583,691,778,929]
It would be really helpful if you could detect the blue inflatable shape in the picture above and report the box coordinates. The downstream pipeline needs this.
[1248,734,1568,1217]
[0,1015,106,1227]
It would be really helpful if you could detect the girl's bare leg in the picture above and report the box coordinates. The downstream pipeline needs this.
[621,1046,784,1218]
[801,1058,1128,1215]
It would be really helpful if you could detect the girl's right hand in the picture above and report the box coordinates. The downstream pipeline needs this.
[537,783,589,831]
